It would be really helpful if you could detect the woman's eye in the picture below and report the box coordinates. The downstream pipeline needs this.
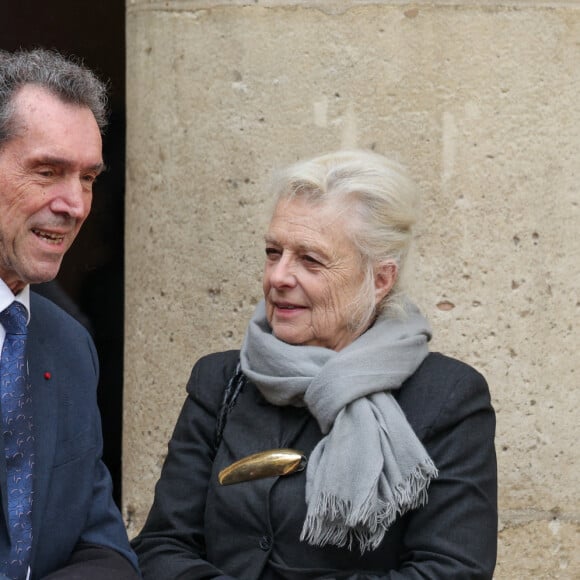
[303,255,321,265]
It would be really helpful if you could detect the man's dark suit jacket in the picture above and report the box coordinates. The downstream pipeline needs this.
[133,349,498,579]
[0,292,139,579]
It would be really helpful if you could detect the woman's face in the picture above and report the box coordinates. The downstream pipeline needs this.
[263,197,386,351]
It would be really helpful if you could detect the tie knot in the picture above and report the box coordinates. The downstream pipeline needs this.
[0,302,28,335]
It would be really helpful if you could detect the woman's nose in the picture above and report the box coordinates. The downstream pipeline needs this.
[269,256,297,288]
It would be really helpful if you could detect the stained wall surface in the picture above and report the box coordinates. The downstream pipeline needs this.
[124,2,580,577]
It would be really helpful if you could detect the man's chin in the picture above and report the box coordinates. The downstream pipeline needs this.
[23,264,62,287]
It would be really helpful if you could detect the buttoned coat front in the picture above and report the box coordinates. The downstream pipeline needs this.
[133,349,497,579]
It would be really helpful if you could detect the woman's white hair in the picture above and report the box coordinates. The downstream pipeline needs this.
[270,149,420,329]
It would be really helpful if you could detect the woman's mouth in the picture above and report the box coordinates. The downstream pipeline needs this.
[273,302,307,318]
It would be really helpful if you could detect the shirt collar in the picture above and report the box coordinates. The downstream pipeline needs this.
[0,279,31,324]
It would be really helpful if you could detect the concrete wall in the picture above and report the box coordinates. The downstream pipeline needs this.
[124,2,580,577]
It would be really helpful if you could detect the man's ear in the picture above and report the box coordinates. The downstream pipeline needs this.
[374,261,398,305]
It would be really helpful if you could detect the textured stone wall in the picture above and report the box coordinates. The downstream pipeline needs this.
[124,2,580,577]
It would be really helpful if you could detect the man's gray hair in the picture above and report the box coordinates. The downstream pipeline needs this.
[0,48,108,145]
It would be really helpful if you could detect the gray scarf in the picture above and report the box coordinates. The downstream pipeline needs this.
[239,300,438,553]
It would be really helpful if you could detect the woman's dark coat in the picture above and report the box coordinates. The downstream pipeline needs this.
[132,350,497,579]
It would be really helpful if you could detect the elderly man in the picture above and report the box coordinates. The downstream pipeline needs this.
[0,49,139,579]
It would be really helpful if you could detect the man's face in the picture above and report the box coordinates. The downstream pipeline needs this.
[0,84,103,294]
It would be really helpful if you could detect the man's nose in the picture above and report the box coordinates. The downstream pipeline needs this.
[49,177,91,219]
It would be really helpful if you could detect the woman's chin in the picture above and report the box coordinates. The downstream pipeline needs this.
[272,330,302,346]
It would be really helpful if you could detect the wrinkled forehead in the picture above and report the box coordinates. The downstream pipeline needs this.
[2,86,103,170]
[268,196,364,256]
[10,84,98,132]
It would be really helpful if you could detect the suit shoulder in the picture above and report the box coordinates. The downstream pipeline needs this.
[413,352,487,387]
[399,352,492,433]
[30,291,92,340]
[186,350,240,406]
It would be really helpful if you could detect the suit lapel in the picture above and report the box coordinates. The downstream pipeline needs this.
[0,362,8,544]
[27,325,58,559]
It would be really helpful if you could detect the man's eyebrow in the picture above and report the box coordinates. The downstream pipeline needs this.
[94,162,107,174]
[32,155,106,174]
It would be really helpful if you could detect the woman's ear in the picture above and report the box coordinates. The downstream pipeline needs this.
[374,261,398,305]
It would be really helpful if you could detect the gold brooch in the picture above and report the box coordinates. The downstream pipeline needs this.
[218,448,307,485]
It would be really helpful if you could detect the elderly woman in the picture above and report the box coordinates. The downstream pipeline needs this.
[132,150,497,579]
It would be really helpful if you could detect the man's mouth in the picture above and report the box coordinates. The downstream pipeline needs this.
[32,229,66,244]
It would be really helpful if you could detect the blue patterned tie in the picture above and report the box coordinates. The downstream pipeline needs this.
[0,302,34,579]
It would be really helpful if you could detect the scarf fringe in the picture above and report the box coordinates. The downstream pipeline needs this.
[301,458,439,553]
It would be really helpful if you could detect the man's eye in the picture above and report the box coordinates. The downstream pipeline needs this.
[38,170,54,177]
[265,247,280,258]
